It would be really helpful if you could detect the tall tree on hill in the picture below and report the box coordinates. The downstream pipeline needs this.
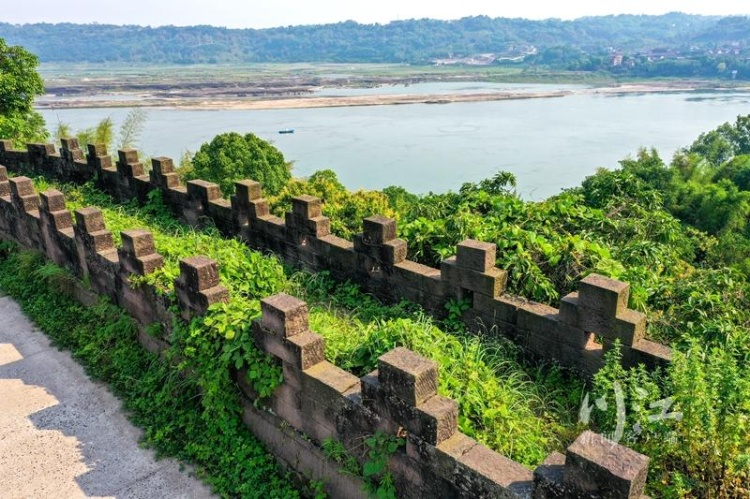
[0,38,47,145]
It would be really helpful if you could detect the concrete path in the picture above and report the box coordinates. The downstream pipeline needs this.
[0,295,216,499]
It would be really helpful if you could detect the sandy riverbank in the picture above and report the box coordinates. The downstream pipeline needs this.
[35,82,748,111]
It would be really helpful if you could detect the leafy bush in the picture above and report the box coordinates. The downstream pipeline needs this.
[185,132,291,197]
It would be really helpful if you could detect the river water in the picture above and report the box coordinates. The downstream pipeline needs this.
[39,83,750,200]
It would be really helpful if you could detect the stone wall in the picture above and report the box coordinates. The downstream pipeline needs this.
[0,139,671,377]
[0,166,652,498]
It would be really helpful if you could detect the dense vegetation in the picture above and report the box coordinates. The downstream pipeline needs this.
[4,14,750,79]
[267,118,750,496]
[0,38,46,144]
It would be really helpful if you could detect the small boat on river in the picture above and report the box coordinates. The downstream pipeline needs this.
[278,128,295,134]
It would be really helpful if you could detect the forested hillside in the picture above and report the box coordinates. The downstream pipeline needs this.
[0,13,740,67]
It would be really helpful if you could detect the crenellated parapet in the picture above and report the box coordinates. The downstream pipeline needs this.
[243,293,652,498]
[0,178,655,498]
[0,141,672,376]
[174,256,229,320]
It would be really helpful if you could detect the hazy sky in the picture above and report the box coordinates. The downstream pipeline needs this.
[6,0,749,28]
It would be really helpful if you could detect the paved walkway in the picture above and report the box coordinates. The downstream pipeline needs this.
[0,295,215,499]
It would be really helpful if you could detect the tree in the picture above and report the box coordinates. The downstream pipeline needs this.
[187,132,291,197]
[0,38,47,144]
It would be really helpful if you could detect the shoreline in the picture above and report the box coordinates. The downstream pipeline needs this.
[35,82,749,111]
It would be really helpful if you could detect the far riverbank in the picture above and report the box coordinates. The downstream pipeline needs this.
[35,64,747,111]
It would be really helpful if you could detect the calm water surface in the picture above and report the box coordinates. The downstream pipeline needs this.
[40,84,750,200]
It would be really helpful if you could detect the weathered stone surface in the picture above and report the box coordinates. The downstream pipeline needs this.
[235,180,262,201]
[362,215,397,244]
[40,189,66,213]
[558,292,580,327]
[578,274,629,317]
[151,156,174,174]
[456,239,497,272]
[612,309,647,346]
[187,179,221,205]
[456,444,534,498]
[378,347,438,406]
[87,143,108,158]
[9,176,35,198]
[414,395,459,445]
[532,452,566,499]
[74,207,106,233]
[293,195,322,219]
[178,256,220,292]
[261,293,310,338]
[118,149,139,165]
[565,431,649,499]
[121,230,156,258]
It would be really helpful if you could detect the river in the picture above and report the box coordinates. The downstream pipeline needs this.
[39,83,750,200]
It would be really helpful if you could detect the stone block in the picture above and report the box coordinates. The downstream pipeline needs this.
[132,253,165,275]
[518,302,589,349]
[362,215,397,244]
[87,143,108,158]
[473,293,526,325]
[178,256,220,292]
[47,210,73,231]
[559,292,580,327]
[612,309,647,346]
[261,293,309,338]
[187,179,221,206]
[292,195,322,219]
[414,432,478,478]
[151,156,174,175]
[117,159,145,178]
[624,339,672,371]
[15,194,40,213]
[60,137,80,151]
[378,347,438,406]
[440,256,461,285]
[382,239,407,265]
[40,189,66,213]
[413,395,459,445]
[118,148,139,165]
[464,267,507,298]
[28,143,55,155]
[74,207,106,233]
[578,274,630,318]
[456,239,496,272]
[307,216,331,238]
[302,361,360,409]
[456,444,534,497]
[9,176,35,198]
[255,324,325,370]
[195,285,230,312]
[0,140,13,152]
[0,165,7,181]
[532,452,567,498]
[86,230,115,253]
[235,180,262,201]
[565,431,649,498]
[121,229,156,257]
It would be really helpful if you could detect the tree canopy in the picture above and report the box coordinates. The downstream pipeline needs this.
[186,132,291,197]
[0,37,46,144]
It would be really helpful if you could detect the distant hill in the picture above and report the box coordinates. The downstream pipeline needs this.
[1,13,741,65]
